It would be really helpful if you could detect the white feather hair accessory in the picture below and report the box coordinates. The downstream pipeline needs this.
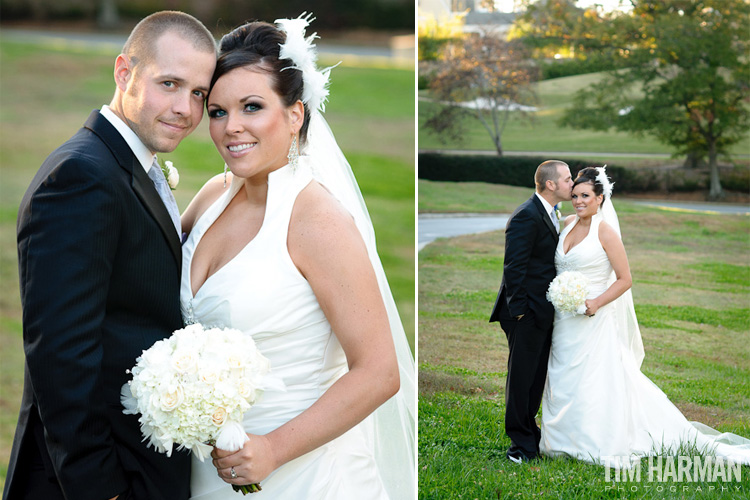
[596,164,614,198]
[275,13,338,113]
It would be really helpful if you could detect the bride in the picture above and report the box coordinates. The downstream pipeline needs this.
[179,16,415,499]
[540,167,750,467]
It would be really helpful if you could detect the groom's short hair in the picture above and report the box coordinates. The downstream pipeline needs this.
[122,11,215,68]
[535,160,568,192]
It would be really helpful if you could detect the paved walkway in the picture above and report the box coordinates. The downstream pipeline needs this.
[418,213,509,250]
[419,200,749,251]
[418,149,750,159]
[0,28,413,67]
[629,199,750,215]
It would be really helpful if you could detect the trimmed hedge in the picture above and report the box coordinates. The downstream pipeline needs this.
[537,57,619,81]
[418,153,659,192]
[417,153,750,193]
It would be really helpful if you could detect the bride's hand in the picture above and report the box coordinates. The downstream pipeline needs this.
[212,434,277,486]
[584,299,599,317]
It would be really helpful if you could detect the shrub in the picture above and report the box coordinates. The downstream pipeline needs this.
[418,37,455,62]
[418,154,750,194]
[537,56,619,80]
[417,154,658,192]
[720,165,750,192]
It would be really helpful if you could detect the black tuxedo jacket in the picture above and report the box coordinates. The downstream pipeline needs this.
[4,111,190,500]
[489,195,559,331]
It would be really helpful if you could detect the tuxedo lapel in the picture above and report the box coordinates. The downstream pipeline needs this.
[131,162,181,264]
[531,195,559,242]
[83,111,181,266]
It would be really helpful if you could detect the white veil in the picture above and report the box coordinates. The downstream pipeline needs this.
[596,167,645,367]
[599,198,645,368]
[302,111,416,499]
[274,16,416,497]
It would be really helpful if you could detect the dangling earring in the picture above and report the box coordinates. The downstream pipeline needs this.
[287,135,299,171]
[223,164,228,188]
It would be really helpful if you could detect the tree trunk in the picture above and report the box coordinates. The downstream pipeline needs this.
[97,0,119,30]
[493,136,503,156]
[683,151,706,169]
[189,0,215,23]
[28,0,46,21]
[707,141,723,200]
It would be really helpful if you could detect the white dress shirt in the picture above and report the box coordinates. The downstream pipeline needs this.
[534,192,558,229]
[100,105,156,174]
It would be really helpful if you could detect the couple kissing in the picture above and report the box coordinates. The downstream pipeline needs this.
[490,160,750,468]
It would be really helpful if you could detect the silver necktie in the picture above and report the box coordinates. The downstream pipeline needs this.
[147,159,181,236]
[551,208,559,232]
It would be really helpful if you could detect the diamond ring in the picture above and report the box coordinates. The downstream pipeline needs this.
[230,466,238,479]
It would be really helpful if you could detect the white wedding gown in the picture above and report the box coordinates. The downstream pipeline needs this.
[181,162,390,499]
[540,213,750,467]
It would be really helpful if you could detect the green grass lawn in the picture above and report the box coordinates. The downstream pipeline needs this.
[418,179,534,213]
[0,39,415,487]
[417,73,750,157]
[418,181,750,499]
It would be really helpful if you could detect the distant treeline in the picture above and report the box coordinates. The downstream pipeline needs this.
[1,0,413,31]
[418,153,750,193]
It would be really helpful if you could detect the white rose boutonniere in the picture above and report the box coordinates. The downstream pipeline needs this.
[161,160,179,190]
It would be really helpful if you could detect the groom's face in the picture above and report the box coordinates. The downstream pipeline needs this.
[118,32,216,153]
[554,166,574,201]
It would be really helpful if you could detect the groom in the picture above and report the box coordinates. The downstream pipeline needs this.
[4,12,216,500]
[489,160,573,463]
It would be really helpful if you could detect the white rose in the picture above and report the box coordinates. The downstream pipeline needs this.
[160,386,184,412]
[226,352,244,370]
[165,161,179,189]
[199,366,220,385]
[172,350,198,374]
[236,377,254,399]
[211,407,228,426]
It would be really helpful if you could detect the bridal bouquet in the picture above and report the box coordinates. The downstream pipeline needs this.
[121,324,270,494]
[546,271,590,315]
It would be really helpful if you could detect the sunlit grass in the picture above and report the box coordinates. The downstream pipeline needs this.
[418,182,750,499]
[418,72,750,157]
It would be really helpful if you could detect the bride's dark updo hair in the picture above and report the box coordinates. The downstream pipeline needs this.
[573,167,607,203]
[211,22,311,144]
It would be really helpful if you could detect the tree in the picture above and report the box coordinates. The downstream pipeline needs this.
[418,10,467,61]
[97,0,119,29]
[424,29,539,155]
[478,0,497,13]
[516,0,750,199]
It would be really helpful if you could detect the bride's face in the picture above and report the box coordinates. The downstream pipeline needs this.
[571,182,603,218]
[207,66,303,180]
